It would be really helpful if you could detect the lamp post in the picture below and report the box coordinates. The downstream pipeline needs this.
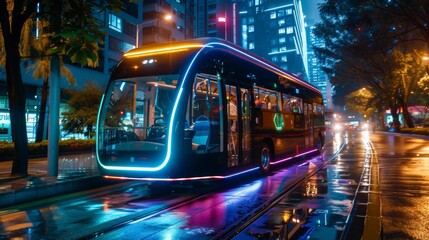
[135,14,172,47]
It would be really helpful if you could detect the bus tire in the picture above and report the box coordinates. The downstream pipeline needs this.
[259,142,271,175]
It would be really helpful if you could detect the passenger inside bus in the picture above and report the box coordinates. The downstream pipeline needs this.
[263,95,271,109]
[229,93,237,133]
[228,92,238,162]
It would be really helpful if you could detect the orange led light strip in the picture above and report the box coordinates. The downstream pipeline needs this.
[124,44,205,58]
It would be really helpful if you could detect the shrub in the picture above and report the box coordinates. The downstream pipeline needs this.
[0,139,96,160]
[400,128,429,136]
[0,141,14,158]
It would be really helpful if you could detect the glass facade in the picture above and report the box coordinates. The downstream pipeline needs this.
[239,0,308,80]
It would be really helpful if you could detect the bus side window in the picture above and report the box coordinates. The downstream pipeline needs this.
[190,73,222,154]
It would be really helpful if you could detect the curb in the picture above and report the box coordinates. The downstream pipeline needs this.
[0,176,106,209]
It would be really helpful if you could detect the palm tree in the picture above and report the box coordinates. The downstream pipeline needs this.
[27,20,76,142]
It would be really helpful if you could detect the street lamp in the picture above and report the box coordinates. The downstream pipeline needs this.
[135,14,172,47]
[218,16,227,40]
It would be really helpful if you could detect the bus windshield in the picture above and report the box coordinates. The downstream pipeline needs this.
[97,74,179,167]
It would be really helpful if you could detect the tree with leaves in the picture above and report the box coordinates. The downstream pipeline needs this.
[314,0,429,132]
[61,82,103,139]
[345,88,375,118]
[0,0,122,176]
[27,20,76,143]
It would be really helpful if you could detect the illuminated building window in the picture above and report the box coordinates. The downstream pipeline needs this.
[248,25,254,32]
[286,9,292,15]
[270,11,276,19]
[279,28,285,34]
[249,42,255,49]
[286,27,293,34]
[279,37,286,43]
[109,14,122,32]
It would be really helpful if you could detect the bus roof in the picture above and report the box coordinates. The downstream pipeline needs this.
[123,38,321,95]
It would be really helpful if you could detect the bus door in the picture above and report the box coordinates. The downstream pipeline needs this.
[304,103,314,147]
[226,85,238,167]
[226,84,252,167]
[239,87,252,164]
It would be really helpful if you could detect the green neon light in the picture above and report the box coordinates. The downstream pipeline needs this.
[273,113,284,131]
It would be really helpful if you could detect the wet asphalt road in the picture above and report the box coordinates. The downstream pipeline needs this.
[235,131,429,240]
[0,131,428,239]
[236,131,363,239]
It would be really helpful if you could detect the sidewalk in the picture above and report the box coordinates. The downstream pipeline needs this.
[0,153,107,208]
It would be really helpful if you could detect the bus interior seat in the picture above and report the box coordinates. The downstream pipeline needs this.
[192,116,210,153]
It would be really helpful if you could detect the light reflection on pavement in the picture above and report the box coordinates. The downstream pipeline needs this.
[235,131,365,239]
[93,135,342,239]
[0,130,376,240]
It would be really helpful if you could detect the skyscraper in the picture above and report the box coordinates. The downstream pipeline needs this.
[194,0,239,44]
[307,25,332,108]
[238,0,309,80]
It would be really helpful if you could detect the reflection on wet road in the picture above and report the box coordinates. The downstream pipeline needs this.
[0,131,346,240]
[0,131,427,239]
[236,131,365,239]
[372,133,429,239]
[92,133,344,239]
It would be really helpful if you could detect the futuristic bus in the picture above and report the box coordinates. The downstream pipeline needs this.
[96,38,325,181]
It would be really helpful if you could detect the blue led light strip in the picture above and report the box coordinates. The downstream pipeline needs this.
[98,39,321,174]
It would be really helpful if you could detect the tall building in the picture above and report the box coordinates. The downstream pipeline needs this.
[238,0,309,80]
[194,0,331,109]
[138,0,194,46]
[194,0,308,80]
[194,0,239,44]
[307,25,332,108]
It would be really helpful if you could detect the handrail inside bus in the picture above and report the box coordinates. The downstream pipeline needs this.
[146,81,177,89]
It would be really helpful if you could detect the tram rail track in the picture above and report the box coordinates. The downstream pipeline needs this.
[0,133,367,240]
[214,140,347,240]
[76,184,223,240]
[80,138,347,240]
[81,137,347,240]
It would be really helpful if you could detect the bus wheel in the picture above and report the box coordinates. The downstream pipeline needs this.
[259,143,271,175]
